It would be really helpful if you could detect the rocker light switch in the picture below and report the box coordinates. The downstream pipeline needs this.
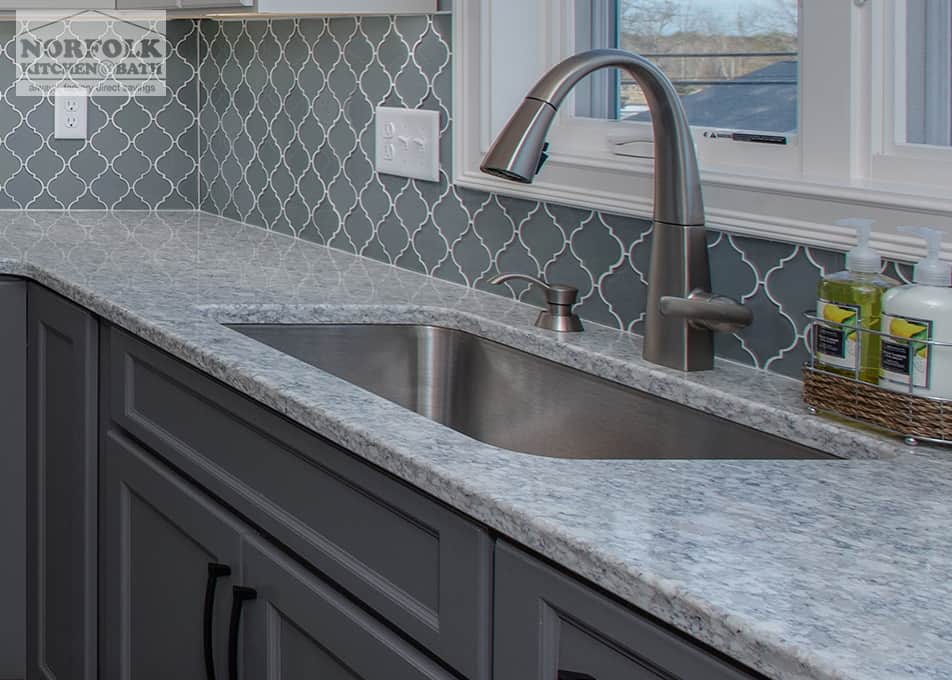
[375,106,440,182]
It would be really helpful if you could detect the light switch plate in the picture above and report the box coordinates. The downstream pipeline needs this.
[55,88,88,141]
[375,106,440,182]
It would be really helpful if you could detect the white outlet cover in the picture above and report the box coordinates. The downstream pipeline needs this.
[55,88,88,141]
[374,106,440,182]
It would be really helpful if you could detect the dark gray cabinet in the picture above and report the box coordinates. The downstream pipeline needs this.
[494,541,760,680]
[105,327,492,680]
[26,285,98,680]
[100,421,456,680]
[0,279,26,680]
[99,430,243,680]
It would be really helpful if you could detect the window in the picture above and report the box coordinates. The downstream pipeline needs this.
[903,0,952,146]
[577,0,799,137]
[453,0,952,263]
[870,0,952,192]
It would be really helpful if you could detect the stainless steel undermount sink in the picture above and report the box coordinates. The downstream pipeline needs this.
[226,324,834,461]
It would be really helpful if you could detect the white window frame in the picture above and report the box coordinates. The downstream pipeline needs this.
[869,0,952,186]
[453,0,952,262]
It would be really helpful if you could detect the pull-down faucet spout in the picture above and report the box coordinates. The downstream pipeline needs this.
[481,49,752,371]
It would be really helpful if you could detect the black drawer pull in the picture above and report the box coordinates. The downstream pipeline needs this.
[559,672,597,680]
[203,563,231,680]
[227,586,257,680]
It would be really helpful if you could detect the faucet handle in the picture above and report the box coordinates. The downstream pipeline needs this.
[659,289,753,334]
[490,273,584,332]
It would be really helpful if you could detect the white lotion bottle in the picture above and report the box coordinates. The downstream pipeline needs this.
[880,226,952,399]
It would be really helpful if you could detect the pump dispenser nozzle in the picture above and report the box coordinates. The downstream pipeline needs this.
[897,226,951,287]
[837,218,881,274]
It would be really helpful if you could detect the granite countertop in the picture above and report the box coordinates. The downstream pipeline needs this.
[4,210,951,680]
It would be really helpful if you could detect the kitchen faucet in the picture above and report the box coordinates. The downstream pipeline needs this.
[481,49,752,371]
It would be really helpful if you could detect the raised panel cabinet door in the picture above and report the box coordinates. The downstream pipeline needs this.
[494,542,761,680]
[0,279,26,680]
[100,430,245,680]
[108,327,493,680]
[234,536,456,680]
[27,285,98,680]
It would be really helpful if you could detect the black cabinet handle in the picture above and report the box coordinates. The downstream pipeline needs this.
[558,672,597,680]
[203,563,231,680]
[227,586,257,680]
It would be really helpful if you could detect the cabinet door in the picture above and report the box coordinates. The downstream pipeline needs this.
[27,285,98,680]
[494,542,759,680]
[235,536,456,680]
[100,430,245,680]
[108,326,492,680]
[0,279,26,680]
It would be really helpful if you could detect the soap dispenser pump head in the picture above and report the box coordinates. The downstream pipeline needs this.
[838,218,881,274]
[898,226,952,287]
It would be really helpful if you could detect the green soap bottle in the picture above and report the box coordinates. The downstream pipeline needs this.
[815,219,899,384]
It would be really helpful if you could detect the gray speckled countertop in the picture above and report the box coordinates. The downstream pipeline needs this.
[5,211,952,680]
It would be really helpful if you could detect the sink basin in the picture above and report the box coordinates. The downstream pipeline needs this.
[226,324,834,461]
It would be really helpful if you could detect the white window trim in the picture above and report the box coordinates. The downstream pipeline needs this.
[453,0,952,262]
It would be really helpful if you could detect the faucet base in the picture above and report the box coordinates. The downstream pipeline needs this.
[643,221,716,371]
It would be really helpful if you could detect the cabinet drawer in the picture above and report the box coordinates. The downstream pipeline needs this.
[495,542,761,680]
[106,327,491,680]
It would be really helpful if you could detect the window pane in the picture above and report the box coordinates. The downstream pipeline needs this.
[905,0,952,146]
[576,0,799,135]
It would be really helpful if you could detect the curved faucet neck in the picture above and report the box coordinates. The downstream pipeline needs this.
[526,49,704,227]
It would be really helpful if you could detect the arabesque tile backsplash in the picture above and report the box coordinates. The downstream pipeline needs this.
[0,21,198,209]
[0,14,908,379]
[197,13,908,379]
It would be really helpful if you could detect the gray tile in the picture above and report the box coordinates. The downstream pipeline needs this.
[377,23,410,79]
[733,287,799,368]
[543,247,595,301]
[377,210,410,261]
[0,19,199,209]
[431,187,469,243]
[414,22,450,77]
[452,224,492,283]
[472,197,514,259]
[600,261,647,330]
[412,216,448,272]
[708,232,759,302]
[569,215,625,286]
[393,182,429,233]
[393,58,429,108]
[344,205,374,251]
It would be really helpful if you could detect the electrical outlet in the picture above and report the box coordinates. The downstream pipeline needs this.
[55,88,88,141]
[375,106,440,182]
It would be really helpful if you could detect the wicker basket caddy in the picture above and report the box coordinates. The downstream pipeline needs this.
[802,367,952,444]
[802,311,952,446]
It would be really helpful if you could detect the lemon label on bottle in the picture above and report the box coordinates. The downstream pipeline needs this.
[815,300,861,372]
[880,314,933,391]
